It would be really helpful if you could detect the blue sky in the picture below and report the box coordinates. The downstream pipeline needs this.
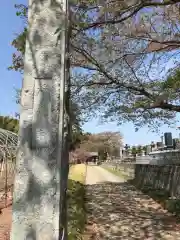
[1,2,180,146]
[0,2,23,116]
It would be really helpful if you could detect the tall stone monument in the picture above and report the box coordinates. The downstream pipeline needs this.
[146,145,151,155]
[10,0,69,239]
[119,147,123,160]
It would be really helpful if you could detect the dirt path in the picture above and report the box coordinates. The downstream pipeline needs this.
[0,192,12,240]
[85,165,125,185]
[84,166,180,239]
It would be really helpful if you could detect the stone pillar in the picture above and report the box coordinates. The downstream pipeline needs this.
[10,0,68,239]
[119,147,123,160]
[146,145,151,155]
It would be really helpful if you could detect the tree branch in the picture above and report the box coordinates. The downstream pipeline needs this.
[77,0,180,32]
[71,43,155,100]
[148,102,180,112]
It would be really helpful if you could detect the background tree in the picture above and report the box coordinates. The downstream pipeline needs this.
[79,131,123,159]
[0,116,19,133]
[71,0,180,130]
[10,1,180,134]
[136,145,143,155]
[131,146,137,156]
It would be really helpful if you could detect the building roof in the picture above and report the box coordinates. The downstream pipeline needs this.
[88,152,98,156]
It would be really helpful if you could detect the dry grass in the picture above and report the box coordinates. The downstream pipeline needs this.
[68,164,87,183]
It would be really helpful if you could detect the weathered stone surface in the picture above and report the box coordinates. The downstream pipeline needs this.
[10,0,67,239]
[134,164,180,197]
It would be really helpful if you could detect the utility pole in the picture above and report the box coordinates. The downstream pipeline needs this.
[10,0,69,239]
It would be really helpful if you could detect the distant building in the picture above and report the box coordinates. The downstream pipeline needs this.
[86,152,99,163]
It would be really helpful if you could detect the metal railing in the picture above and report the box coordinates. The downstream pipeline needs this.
[102,161,135,179]
[0,128,18,209]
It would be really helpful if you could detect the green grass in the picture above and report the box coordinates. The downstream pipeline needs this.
[67,164,86,240]
[102,166,131,180]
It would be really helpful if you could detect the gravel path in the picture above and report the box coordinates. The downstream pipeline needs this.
[84,166,180,240]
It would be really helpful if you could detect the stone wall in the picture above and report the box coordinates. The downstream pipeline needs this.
[134,164,180,198]
[103,162,180,198]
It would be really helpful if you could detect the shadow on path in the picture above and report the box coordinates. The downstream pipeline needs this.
[84,181,180,239]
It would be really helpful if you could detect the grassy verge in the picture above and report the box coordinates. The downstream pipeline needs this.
[67,164,86,239]
[102,165,131,180]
